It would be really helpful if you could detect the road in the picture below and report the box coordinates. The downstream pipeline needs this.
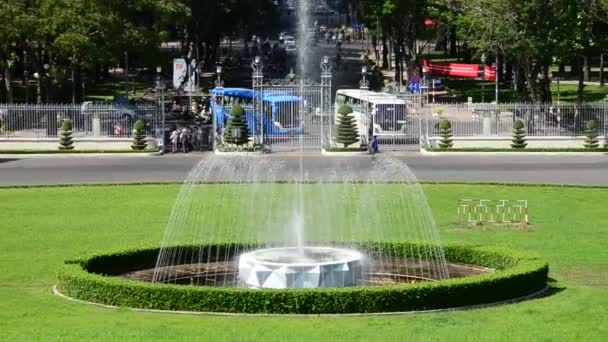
[0,153,606,186]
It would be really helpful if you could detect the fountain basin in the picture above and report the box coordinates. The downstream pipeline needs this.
[238,247,364,289]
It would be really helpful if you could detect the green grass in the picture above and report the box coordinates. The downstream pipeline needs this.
[0,184,607,341]
[440,79,608,103]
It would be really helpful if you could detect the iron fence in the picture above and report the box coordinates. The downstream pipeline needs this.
[0,103,158,139]
[423,102,608,138]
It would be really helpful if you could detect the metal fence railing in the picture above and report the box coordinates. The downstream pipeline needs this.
[423,102,608,138]
[0,103,158,139]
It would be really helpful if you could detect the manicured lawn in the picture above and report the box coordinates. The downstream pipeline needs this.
[0,184,607,341]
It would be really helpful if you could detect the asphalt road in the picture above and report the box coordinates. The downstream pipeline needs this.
[0,152,607,186]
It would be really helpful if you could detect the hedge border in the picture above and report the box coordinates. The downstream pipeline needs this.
[57,242,548,314]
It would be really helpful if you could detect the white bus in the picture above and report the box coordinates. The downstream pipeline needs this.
[334,89,410,144]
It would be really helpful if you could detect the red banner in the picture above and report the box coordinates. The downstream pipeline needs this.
[484,65,497,81]
[423,60,479,79]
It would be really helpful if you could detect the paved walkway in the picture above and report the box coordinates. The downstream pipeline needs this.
[0,152,606,186]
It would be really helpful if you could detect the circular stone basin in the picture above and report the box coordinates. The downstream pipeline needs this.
[238,246,364,289]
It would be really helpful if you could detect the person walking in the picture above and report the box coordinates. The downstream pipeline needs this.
[180,128,189,153]
[370,135,379,159]
[170,128,179,153]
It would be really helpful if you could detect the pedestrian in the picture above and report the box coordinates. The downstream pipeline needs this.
[114,123,124,136]
[170,128,179,153]
[180,128,189,153]
[370,135,379,159]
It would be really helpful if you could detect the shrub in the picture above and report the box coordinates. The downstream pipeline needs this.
[57,242,548,314]
[432,107,444,117]
[58,119,74,150]
[224,105,251,146]
[131,120,147,151]
[438,119,454,149]
[511,119,528,149]
[584,120,599,149]
[335,105,359,148]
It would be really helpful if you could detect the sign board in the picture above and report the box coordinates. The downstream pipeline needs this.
[484,65,497,82]
[173,59,197,92]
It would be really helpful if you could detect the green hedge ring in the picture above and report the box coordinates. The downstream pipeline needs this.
[57,242,549,314]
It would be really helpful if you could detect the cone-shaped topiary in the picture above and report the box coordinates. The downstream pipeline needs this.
[584,120,599,149]
[511,119,528,149]
[438,119,453,149]
[131,119,148,150]
[58,119,74,150]
[335,104,359,148]
[224,105,251,146]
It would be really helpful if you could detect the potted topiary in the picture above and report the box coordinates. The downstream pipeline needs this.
[131,119,148,150]
[584,120,599,149]
[438,119,453,149]
[224,105,251,147]
[58,119,74,150]
[335,104,359,148]
[511,119,528,149]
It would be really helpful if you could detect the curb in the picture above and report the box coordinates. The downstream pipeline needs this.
[214,150,264,156]
[0,151,163,158]
[321,148,369,156]
[52,284,550,317]
[420,149,608,156]
[0,150,165,159]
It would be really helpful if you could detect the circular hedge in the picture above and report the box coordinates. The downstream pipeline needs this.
[57,242,548,314]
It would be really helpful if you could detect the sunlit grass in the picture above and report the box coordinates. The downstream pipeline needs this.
[0,184,606,340]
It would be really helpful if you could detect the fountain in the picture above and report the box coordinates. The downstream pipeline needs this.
[151,1,447,289]
[151,156,450,288]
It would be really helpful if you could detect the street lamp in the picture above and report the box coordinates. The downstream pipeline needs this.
[481,53,487,103]
[215,65,224,89]
[43,64,50,103]
[33,72,41,104]
[155,66,166,149]
[251,56,265,144]
[360,65,369,90]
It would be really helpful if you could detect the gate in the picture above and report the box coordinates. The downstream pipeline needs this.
[251,57,333,151]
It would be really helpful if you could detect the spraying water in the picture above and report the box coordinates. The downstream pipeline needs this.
[297,0,311,78]
[151,0,450,288]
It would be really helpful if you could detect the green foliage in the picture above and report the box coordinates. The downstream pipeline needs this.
[131,119,147,151]
[57,243,548,314]
[438,119,453,149]
[584,120,599,149]
[58,119,74,150]
[335,105,359,148]
[223,105,251,146]
[511,119,527,149]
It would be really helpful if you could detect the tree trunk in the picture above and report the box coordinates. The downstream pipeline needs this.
[393,41,401,86]
[600,52,605,87]
[36,74,42,104]
[449,25,457,57]
[540,64,552,104]
[583,54,590,82]
[577,55,585,103]
[505,62,513,82]
[3,60,13,103]
[381,34,389,69]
